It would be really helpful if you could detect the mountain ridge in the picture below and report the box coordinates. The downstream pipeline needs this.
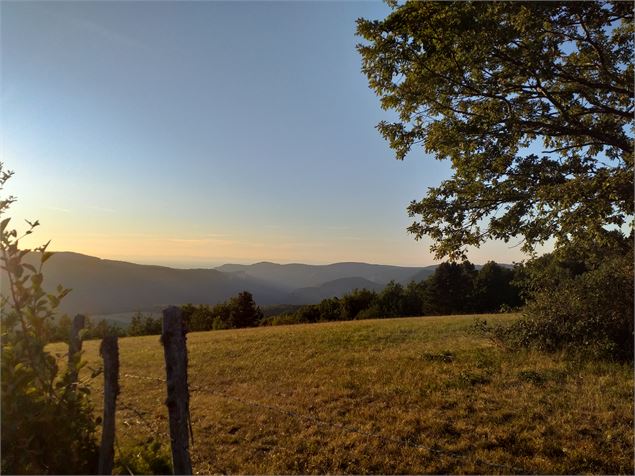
[2,251,505,320]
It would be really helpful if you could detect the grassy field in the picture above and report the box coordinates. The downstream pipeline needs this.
[49,314,634,474]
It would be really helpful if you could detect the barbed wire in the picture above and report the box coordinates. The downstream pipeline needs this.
[118,401,162,435]
[122,373,528,473]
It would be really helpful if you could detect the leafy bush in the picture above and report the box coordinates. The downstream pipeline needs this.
[476,245,634,361]
[0,165,99,474]
[113,438,171,475]
[294,304,322,323]
[179,292,264,333]
[355,304,382,320]
[260,313,304,327]
[376,281,405,317]
[340,288,377,320]
[318,297,342,321]
[128,311,162,336]
[84,318,125,340]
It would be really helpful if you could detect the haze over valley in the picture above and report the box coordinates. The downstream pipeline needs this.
[2,252,445,318]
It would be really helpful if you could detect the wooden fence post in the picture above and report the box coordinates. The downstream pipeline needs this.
[98,335,119,475]
[161,306,193,475]
[68,314,86,385]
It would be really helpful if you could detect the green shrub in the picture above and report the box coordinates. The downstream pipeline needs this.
[295,304,321,323]
[355,304,382,320]
[476,246,634,361]
[340,288,377,320]
[0,165,99,474]
[261,313,304,326]
[113,438,171,475]
[318,297,342,321]
[128,311,162,336]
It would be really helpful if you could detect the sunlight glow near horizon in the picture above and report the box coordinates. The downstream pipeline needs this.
[2,1,541,268]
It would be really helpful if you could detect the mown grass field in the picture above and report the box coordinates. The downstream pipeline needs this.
[49,314,634,474]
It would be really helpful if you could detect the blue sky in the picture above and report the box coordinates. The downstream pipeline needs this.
[2,1,533,267]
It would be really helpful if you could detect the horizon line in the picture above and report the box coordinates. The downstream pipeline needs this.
[43,249,516,270]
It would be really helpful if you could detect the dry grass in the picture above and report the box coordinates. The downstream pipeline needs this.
[48,314,634,474]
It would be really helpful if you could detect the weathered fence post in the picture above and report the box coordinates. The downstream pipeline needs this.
[98,335,119,475]
[68,314,86,385]
[161,306,193,475]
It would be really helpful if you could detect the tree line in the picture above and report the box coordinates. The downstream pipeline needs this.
[46,290,266,341]
[262,261,521,326]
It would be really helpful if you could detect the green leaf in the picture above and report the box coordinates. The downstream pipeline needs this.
[22,263,36,273]
[0,217,10,233]
[31,273,43,287]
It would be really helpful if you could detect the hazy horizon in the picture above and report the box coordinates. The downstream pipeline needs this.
[2,1,547,267]
[47,249,515,271]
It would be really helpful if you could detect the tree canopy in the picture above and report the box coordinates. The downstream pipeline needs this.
[357,1,633,259]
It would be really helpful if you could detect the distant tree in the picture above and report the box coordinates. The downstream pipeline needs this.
[358,1,633,260]
[355,304,383,320]
[128,313,142,336]
[295,305,321,324]
[376,281,405,317]
[228,291,263,328]
[181,304,215,332]
[424,262,477,315]
[318,297,342,321]
[149,316,162,334]
[85,318,123,340]
[211,302,233,330]
[92,319,110,339]
[47,314,72,343]
[402,280,427,316]
[472,262,522,313]
[340,288,377,320]
[128,311,162,336]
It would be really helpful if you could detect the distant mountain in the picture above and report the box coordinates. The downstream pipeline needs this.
[215,261,428,289]
[287,277,384,304]
[0,252,447,319]
[407,266,438,283]
[2,252,287,315]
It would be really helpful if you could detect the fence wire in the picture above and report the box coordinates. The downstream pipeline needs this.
[122,373,528,473]
[118,401,162,435]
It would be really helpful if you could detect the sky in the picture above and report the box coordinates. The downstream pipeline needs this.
[2,0,536,268]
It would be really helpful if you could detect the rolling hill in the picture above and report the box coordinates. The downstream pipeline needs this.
[215,261,434,289]
[3,252,286,315]
[1,252,437,318]
[286,276,384,304]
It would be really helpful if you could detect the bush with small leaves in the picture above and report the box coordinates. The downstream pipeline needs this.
[0,164,99,474]
[475,242,634,361]
[113,438,171,475]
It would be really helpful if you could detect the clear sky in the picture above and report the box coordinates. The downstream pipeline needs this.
[2,0,535,268]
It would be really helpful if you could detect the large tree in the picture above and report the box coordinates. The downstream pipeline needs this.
[357,1,633,260]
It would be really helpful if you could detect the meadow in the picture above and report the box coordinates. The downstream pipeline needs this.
[49,314,634,474]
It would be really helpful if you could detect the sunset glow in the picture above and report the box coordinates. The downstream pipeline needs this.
[3,1,538,267]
